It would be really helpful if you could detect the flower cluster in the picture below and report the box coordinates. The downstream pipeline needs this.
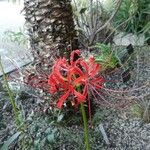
[48,50,105,109]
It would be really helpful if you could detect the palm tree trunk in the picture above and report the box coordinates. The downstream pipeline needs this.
[24,0,78,58]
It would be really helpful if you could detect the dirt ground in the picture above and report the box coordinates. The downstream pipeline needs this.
[0,46,150,150]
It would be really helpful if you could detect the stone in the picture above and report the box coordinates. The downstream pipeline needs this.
[113,32,145,46]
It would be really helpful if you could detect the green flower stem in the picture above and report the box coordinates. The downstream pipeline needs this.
[0,56,20,125]
[76,84,90,150]
[80,103,90,150]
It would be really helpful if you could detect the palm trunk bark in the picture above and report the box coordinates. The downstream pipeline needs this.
[24,0,78,58]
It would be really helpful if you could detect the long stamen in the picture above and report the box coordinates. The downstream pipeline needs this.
[101,82,148,93]
[90,85,114,107]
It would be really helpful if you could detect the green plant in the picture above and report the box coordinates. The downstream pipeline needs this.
[131,99,150,123]
[94,43,119,71]
[129,104,142,118]
[0,56,25,150]
[19,114,84,150]
[1,132,21,150]
[3,29,28,47]
[0,56,23,126]
[48,50,105,150]
[113,0,150,34]
[72,0,122,47]
[129,101,150,123]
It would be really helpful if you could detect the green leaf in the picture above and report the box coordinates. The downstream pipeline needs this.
[47,134,55,143]
[45,127,52,134]
[94,43,119,70]
[57,114,64,122]
[1,132,21,150]
[34,139,40,146]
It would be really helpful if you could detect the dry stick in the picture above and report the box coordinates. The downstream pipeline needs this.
[89,0,122,45]
[85,13,92,41]
[93,0,99,33]
[91,1,102,44]
[104,16,134,43]
[77,13,90,41]
[81,13,91,40]
[135,54,140,86]
[95,0,122,34]
[89,0,94,30]
[73,0,89,39]
[99,123,110,145]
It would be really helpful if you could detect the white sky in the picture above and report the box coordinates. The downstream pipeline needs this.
[0,0,109,34]
[0,1,25,34]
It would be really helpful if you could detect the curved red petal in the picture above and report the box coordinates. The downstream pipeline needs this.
[79,59,89,74]
[73,76,86,85]
[90,77,105,89]
[70,50,81,65]
[89,64,100,77]
[74,90,86,103]
[57,91,70,109]
[83,84,88,97]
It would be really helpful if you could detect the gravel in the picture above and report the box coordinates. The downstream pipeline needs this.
[101,113,150,150]
[0,46,150,149]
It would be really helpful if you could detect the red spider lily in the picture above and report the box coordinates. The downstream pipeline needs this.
[48,50,105,109]
[73,56,104,90]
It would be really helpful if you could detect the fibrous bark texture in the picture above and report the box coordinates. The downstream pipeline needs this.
[24,0,77,58]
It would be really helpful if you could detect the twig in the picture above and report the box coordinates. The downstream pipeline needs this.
[89,0,122,45]
[104,16,134,43]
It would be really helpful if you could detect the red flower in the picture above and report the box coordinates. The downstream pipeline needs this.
[74,56,104,90]
[48,50,105,109]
